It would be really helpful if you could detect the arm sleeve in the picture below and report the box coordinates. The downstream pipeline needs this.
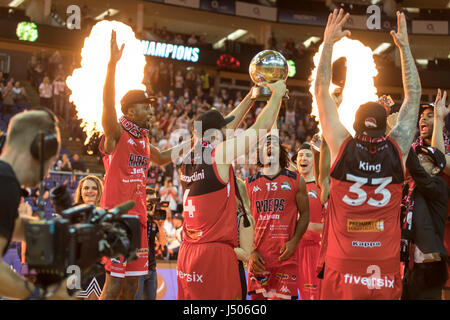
[406,148,444,200]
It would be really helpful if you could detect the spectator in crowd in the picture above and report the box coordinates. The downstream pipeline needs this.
[166,213,183,260]
[39,76,53,111]
[159,177,178,215]
[2,82,15,117]
[73,175,105,300]
[12,81,29,104]
[52,75,67,122]
[71,154,86,173]
[56,153,72,172]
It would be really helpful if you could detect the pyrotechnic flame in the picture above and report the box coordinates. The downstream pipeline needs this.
[309,37,379,136]
[66,20,146,143]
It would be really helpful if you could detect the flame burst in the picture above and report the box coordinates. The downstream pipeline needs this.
[309,37,379,135]
[66,20,146,143]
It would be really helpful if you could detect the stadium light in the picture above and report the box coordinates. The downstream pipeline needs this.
[416,59,428,67]
[373,43,392,55]
[8,0,26,7]
[95,9,119,21]
[303,37,320,49]
[213,29,247,50]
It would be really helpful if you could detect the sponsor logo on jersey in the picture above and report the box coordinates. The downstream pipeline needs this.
[281,182,291,191]
[308,189,318,199]
[352,241,382,248]
[347,219,384,232]
[180,169,205,183]
[344,273,394,289]
[359,161,381,173]
[136,248,148,257]
[252,186,261,193]
[259,213,280,221]
[276,273,289,280]
[176,270,204,283]
[128,153,149,170]
[255,198,285,214]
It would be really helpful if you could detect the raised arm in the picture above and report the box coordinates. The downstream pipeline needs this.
[214,80,286,182]
[318,137,331,204]
[149,139,192,166]
[315,9,351,162]
[387,12,422,164]
[225,91,254,131]
[431,89,450,175]
[102,30,124,154]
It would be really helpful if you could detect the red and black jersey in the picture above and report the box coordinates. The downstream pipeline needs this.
[99,116,150,226]
[326,135,405,274]
[245,169,300,268]
[179,142,238,247]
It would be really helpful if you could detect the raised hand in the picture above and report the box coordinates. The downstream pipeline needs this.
[434,89,449,121]
[390,11,409,48]
[109,30,125,64]
[323,9,351,45]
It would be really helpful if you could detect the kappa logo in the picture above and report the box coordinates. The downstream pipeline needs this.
[252,186,261,193]
[127,138,137,146]
[365,117,378,128]
[281,182,291,191]
[280,286,290,294]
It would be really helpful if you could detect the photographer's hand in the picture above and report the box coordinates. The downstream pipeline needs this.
[45,275,78,300]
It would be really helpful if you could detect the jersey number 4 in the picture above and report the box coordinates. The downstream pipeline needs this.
[183,189,196,218]
[342,174,392,207]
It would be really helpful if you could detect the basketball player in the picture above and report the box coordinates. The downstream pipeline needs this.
[315,9,422,299]
[246,135,309,300]
[177,80,287,300]
[99,31,189,300]
[429,89,450,299]
[294,142,323,300]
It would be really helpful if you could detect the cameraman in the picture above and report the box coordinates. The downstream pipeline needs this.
[135,187,167,300]
[0,110,71,299]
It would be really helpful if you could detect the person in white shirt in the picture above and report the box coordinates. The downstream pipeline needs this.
[39,76,53,110]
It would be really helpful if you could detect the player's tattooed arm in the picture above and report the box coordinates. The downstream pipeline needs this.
[388,12,422,162]
[279,176,309,261]
[315,9,351,161]
[102,30,124,154]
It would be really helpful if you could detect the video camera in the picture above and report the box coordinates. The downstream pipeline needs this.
[146,187,169,221]
[24,184,140,289]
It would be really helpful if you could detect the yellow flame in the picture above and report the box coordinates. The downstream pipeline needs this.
[309,37,379,136]
[66,20,146,143]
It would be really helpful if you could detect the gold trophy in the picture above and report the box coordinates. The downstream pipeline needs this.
[249,50,289,101]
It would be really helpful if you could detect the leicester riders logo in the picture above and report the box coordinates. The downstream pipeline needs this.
[308,189,318,199]
[281,182,291,191]
[365,117,378,129]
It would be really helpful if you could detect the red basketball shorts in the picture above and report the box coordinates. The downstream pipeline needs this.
[177,241,241,300]
[248,262,298,300]
[297,241,321,300]
[104,222,148,278]
[321,265,402,300]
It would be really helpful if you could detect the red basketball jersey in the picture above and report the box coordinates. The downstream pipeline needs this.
[99,116,150,225]
[301,181,323,243]
[179,143,238,247]
[245,169,300,268]
[326,136,405,274]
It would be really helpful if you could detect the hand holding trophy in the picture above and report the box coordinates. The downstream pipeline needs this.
[249,50,289,101]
